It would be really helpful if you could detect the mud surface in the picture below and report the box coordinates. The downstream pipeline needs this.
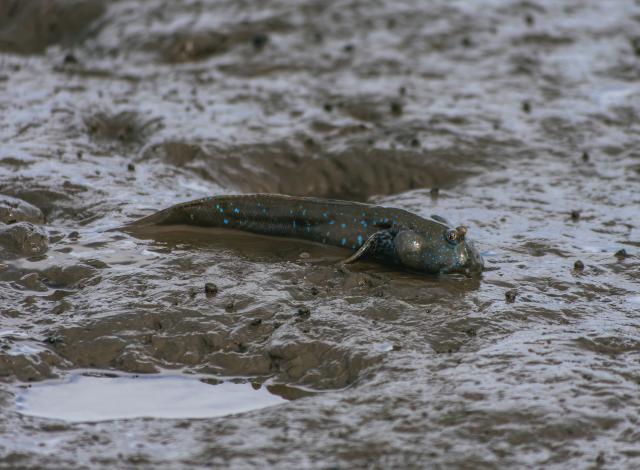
[1,0,640,468]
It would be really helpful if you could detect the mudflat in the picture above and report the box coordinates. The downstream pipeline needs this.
[1,0,639,468]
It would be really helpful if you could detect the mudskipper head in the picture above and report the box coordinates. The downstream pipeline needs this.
[393,219,484,275]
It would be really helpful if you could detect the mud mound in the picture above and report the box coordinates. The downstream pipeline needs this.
[0,0,104,54]
[0,222,48,259]
[0,195,44,225]
[140,139,490,200]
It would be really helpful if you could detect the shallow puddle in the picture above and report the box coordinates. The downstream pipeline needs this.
[16,373,286,422]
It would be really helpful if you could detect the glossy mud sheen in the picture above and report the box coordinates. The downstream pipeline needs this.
[1,0,640,468]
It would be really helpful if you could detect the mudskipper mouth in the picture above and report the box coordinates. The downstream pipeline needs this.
[440,239,484,276]
[462,240,484,274]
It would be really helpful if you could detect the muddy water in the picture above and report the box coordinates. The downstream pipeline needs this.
[1,0,639,467]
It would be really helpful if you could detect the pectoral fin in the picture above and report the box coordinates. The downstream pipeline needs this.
[431,214,451,226]
[342,231,390,264]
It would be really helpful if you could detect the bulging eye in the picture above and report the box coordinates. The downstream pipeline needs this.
[446,229,458,243]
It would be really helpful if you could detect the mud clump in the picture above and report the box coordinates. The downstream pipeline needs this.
[614,249,628,259]
[505,289,518,303]
[204,282,218,297]
[0,348,62,381]
[0,222,48,259]
[84,110,162,149]
[0,195,44,225]
[163,31,231,63]
[0,0,105,54]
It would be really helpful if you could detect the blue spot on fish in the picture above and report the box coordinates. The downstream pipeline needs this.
[341,223,347,229]
[329,220,335,225]
[357,235,363,245]
[341,238,346,246]
[223,219,229,224]
[233,208,240,214]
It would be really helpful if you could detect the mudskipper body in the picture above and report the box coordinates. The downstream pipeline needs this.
[125,194,484,275]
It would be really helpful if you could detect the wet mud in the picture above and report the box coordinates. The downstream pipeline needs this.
[1,0,640,468]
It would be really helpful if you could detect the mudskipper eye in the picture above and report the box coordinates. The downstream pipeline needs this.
[446,229,458,244]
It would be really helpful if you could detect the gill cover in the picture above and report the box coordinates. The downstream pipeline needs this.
[394,230,428,271]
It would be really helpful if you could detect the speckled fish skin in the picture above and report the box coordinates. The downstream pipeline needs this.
[127,194,484,275]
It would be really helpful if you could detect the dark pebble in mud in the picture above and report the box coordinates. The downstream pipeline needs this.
[390,102,403,115]
[204,282,218,297]
[582,151,590,162]
[525,14,535,26]
[44,335,63,345]
[461,37,472,47]
[596,451,605,465]
[323,103,333,112]
[522,101,531,113]
[631,37,640,57]
[0,195,44,225]
[250,318,262,327]
[574,260,585,271]
[430,188,440,198]
[310,286,320,296]
[296,307,311,319]
[251,33,268,50]
[614,249,628,259]
[67,231,79,239]
[0,222,48,258]
[570,210,581,221]
[63,53,78,64]
[505,289,518,303]
[127,163,135,171]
